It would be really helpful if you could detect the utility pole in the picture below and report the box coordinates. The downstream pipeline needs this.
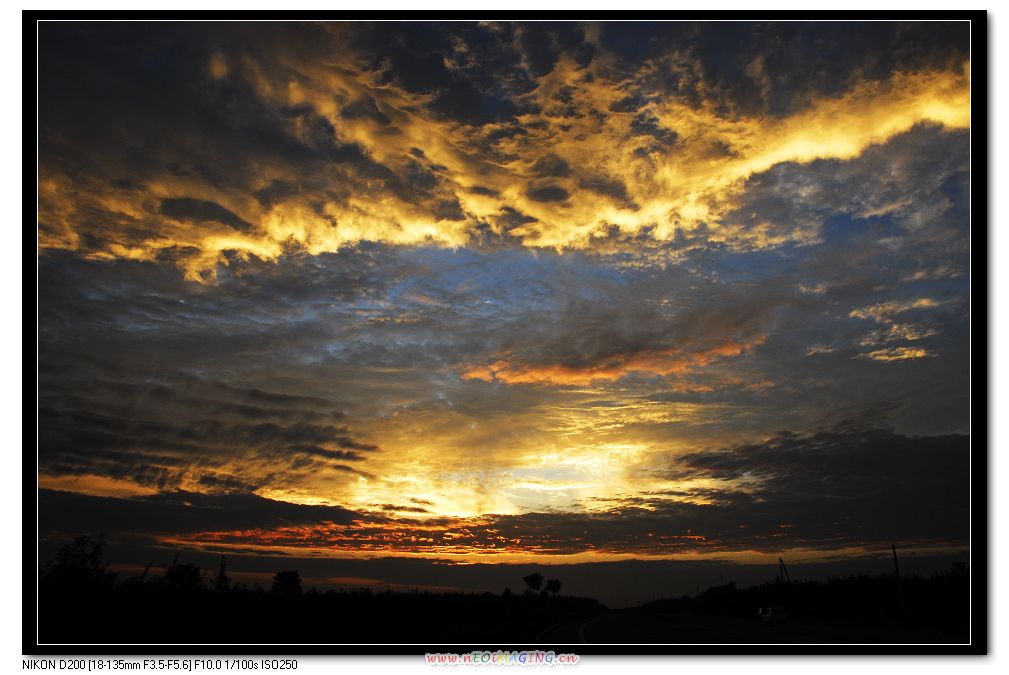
[892,544,906,618]
[778,557,791,583]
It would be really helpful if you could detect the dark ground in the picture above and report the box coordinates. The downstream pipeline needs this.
[538,610,968,644]
[35,537,970,646]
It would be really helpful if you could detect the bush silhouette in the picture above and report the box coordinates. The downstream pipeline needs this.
[545,578,562,596]
[164,556,203,592]
[40,535,117,593]
[271,570,302,595]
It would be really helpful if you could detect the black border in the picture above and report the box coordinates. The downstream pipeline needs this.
[26,9,989,657]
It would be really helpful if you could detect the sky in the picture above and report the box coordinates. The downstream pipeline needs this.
[36,21,972,603]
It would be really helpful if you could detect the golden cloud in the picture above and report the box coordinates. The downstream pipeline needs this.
[858,346,933,361]
[849,297,944,322]
[37,40,971,279]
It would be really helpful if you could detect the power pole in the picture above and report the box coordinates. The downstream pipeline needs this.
[892,544,906,618]
[778,557,791,583]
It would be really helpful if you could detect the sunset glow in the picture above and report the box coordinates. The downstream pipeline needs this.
[38,21,972,601]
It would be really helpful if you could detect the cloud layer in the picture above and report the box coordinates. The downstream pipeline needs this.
[36,22,973,573]
[39,22,969,279]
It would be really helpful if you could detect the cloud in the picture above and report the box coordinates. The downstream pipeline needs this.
[39,417,967,560]
[38,345,380,497]
[37,22,970,277]
[93,423,964,559]
[850,298,943,322]
[848,296,951,357]
[857,347,933,362]
[159,197,255,233]
[37,214,970,519]
[39,488,361,537]
[458,270,793,386]
[461,339,764,387]
[34,23,973,563]
[658,425,969,547]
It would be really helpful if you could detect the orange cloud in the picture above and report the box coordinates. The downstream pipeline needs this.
[461,338,763,386]
[162,518,717,559]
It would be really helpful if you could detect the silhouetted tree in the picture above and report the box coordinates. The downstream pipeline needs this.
[522,572,544,594]
[215,555,230,592]
[545,578,562,596]
[40,535,117,593]
[271,570,302,595]
[165,560,203,592]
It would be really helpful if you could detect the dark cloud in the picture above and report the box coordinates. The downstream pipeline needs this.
[578,176,634,206]
[379,504,432,514]
[659,425,970,548]
[530,153,571,178]
[628,113,677,149]
[38,320,381,492]
[526,185,570,203]
[454,265,796,388]
[39,489,361,537]
[723,123,969,252]
[598,22,968,118]
[493,207,538,231]
[347,22,531,125]
[159,197,254,232]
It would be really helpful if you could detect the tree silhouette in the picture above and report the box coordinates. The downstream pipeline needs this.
[215,555,230,592]
[40,535,117,592]
[522,572,544,594]
[164,559,202,592]
[271,570,302,595]
[36,537,969,646]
